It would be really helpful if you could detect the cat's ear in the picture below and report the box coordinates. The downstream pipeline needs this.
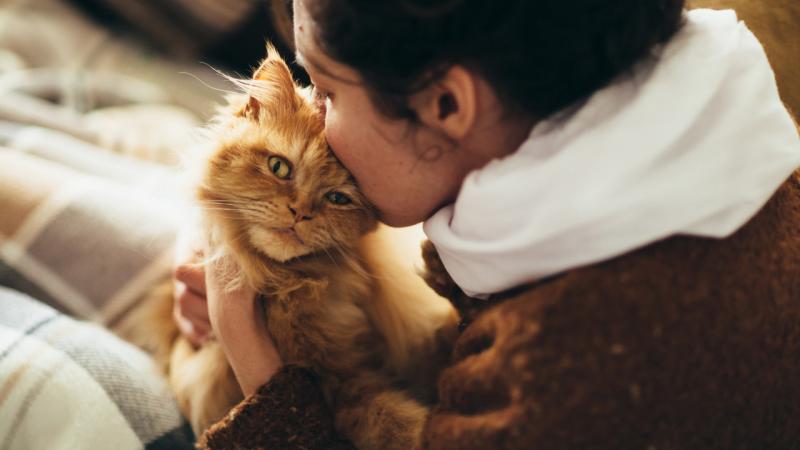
[240,43,300,119]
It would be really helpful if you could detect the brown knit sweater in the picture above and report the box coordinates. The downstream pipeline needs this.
[199,3,800,449]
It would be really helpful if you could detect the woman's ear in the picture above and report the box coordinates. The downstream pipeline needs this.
[411,66,478,140]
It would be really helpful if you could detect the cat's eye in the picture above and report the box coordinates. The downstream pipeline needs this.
[326,191,351,205]
[267,156,292,179]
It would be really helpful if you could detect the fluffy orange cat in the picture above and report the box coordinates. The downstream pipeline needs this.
[121,46,457,450]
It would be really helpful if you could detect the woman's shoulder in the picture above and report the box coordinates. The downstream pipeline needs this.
[425,174,800,449]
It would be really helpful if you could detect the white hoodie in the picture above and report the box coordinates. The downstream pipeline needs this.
[424,9,800,298]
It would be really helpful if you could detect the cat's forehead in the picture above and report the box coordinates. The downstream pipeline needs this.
[236,122,351,185]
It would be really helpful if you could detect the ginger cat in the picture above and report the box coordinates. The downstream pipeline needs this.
[120,46,457,450]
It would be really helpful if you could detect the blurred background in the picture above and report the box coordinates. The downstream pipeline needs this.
[0,4,431,447]
[0,0,303,327]
[0,0,297,165]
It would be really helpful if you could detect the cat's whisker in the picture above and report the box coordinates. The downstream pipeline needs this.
[319,244,341,270]
[199,204,245,210]
[326,233,380,280]
[201,205,243,211]
[179,69,238,96]
[202,209,240,214]
[203,199,258,206]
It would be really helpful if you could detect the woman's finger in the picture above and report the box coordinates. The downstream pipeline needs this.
[173,281,212,347]
[205,256,283,396]
[174,281,211,322]
[174,308,210,347]
[174,263,207,295]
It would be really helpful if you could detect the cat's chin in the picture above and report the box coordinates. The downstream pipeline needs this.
[248,226,313,262]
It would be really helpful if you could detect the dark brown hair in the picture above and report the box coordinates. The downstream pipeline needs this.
[306,0,686,121]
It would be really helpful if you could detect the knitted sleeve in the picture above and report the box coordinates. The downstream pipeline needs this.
[198,365,356,450]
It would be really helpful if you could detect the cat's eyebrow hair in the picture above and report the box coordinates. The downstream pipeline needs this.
[295,51,360,86]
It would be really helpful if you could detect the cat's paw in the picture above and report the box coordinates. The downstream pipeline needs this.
[420,240,459,298]
[421,240,492,330]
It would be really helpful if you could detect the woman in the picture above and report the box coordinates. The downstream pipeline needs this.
[174,0,800,448]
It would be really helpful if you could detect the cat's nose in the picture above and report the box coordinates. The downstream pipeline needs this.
[288,205,313,222]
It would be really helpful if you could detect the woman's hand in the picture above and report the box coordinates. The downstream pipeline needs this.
[173,229,212,347]
[205,252,284,397]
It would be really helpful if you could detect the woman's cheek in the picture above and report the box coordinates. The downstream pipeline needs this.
[324,109,382,205]
[324,110,352,167]
[324,111,340,150]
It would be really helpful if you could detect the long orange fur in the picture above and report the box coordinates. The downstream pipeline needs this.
[121,46,457,450]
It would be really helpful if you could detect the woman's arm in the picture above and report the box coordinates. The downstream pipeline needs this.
[203,255,282,397]
[198,365,355,450]
[177,244,356,449]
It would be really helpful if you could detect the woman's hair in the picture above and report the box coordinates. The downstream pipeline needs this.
[306,0,686,121]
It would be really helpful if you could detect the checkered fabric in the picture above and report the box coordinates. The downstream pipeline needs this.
[0,286,195,449]
[0,144,185,326]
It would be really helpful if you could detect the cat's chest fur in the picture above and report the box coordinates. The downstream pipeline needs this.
[261,257,387,378]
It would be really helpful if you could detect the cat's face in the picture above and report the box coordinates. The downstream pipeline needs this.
[199,47,377,262]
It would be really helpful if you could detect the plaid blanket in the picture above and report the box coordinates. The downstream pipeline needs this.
[0,2,218,445]
[0,0,210,324]
[0,147,185,325]
[0,286,194,449]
